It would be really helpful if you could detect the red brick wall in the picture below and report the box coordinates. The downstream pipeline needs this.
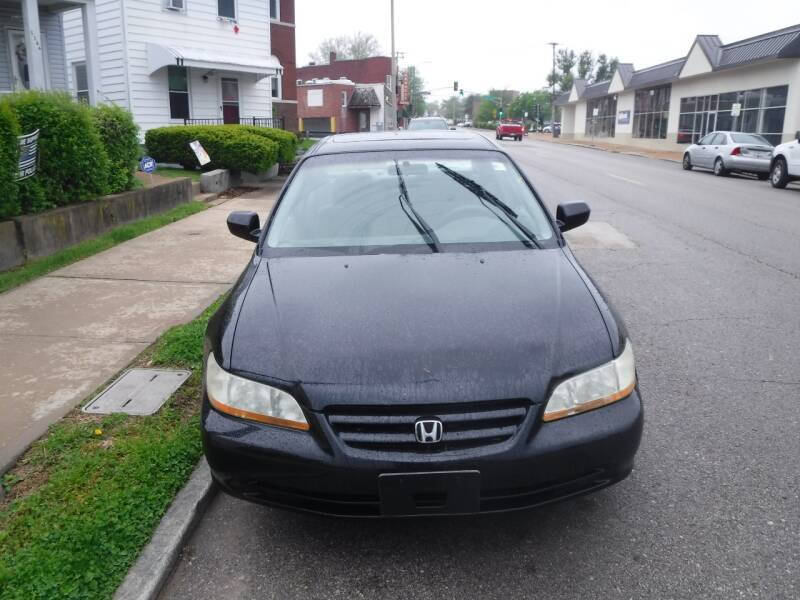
[279,0,294,23]
[298,84,362,133]
[297,56,392,85]
[270,0,296,131]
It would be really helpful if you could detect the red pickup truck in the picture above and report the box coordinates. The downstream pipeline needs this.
[496,120,524,141]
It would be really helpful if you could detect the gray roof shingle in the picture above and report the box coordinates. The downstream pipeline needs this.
[348,87,380,107]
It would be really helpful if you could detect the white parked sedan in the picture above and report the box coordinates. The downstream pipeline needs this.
[682,131,773,179]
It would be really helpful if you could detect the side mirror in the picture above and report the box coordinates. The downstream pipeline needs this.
[795,130,800,142]
[227,211,260,243]
[556,202,590,232]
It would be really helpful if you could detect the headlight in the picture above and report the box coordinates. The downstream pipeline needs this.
[543,341,636,422]
[205,353,309,430]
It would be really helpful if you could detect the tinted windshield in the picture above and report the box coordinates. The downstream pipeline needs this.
[267,150,555,251]
[730,133,771,145]
[408,119,448,130]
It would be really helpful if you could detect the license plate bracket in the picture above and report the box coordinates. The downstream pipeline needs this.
[378,470,481,516]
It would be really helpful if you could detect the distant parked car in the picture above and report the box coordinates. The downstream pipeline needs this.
[408,117,451,131]
[496,120,524,141]
[682,131,773,179]
[542,122,560,134]
[768,131,800,188]
[463,120,473,128]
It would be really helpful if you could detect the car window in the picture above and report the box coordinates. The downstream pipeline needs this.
[698,134,715,145]
[731,133,772,145]
[711,133,727,145]
[408,119,448,131]
[267,150,556,251]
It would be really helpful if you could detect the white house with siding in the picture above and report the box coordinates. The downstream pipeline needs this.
[62,0,283,135]
[1,0,99,101]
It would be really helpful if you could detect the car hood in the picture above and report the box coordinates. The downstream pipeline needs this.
[230,249,613,410]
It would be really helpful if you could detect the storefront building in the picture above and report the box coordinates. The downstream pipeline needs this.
[557,25,800,150]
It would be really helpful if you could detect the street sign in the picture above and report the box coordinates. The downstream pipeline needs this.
[731,103,742,117]
[139,156,156,174]
[15,129,39,181]
[593,108,600,117]
[189,140,211,166]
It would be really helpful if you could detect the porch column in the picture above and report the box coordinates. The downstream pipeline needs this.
[81,1,101,105]
[21,0,46,89]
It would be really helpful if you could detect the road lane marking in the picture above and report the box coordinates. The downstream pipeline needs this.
[608,173,645,187]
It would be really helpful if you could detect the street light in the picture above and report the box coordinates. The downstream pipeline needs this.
[547,42,558,136]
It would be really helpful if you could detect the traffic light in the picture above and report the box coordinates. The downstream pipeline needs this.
[499,111,503,118]
[454,81,458,91]
[459,89,464,97]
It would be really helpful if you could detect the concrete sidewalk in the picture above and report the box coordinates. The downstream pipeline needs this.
[0,184,280,473]
[528,132,682,162]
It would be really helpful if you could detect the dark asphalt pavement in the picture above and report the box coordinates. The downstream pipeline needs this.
[160,135,800,600]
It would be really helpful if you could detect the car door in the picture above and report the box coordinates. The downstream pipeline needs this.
[693,133,716,167]
[786,137,800,177]
[710,133,728,165]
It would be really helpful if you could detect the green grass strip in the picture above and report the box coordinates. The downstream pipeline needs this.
[154,167,201,182]
[0,201,206,294]
[0,297,224,600]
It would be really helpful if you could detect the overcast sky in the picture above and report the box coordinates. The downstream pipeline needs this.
[296,1,799,101]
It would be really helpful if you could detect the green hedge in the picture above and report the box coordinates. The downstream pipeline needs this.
[92,104,139,194]
[145,125,279,173]
[240,126,297,164]
[0,103,21,220]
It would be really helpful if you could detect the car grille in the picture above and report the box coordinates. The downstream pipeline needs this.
[325,399,530,453]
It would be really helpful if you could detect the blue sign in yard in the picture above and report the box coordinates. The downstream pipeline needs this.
[139,156,157,174]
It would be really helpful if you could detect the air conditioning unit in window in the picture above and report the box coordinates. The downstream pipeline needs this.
[166,0,184,11]
[296,79,303,86]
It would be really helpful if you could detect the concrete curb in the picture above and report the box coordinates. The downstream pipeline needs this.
[113,458,217,600]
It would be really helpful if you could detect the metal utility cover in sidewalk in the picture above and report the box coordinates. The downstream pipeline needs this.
[83,368,191,416]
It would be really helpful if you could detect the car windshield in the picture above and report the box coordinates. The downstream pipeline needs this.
[730,133,771,145]
[266,150,555,252]
[408,119,448,130]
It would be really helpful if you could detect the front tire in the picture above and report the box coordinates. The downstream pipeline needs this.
[771,158,789,188]
[713,158,728,177]
[682,154,692,170]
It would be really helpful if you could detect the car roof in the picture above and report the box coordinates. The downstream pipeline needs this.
[307,131,499,156]
[410,117,446,121]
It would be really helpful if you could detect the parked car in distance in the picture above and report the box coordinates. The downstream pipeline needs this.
[203,131,643,517]
[496,120,524,141]
[542,122,560,134]
[682,131,773,179]
[769,131,800,188]
[463,120,473,127]
[408,117,452,131]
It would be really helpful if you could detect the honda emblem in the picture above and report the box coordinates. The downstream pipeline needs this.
[414,419,443,444]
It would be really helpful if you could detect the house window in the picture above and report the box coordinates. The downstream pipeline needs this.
[585,94,617,138]
[165,0,185,11]
[168,65,190,119]
[341,91,348,107]
[632,85,671,139]
[73,62,89,103]
[218,0,235,20]
[271,75,281,99]
[269,0,279,20]
[677,85,788,145]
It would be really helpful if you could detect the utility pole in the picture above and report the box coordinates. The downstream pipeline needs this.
[390,0,396,129]
[547,42,558,136]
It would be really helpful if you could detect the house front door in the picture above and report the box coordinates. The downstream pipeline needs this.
[359,110,369,132]
[221,77,240,124]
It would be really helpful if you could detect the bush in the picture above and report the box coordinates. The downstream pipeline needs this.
[92,104,139,194]
[241,126,297,164]
[3,91,110,209]
[145,125,279,173]
[0,102,21,220]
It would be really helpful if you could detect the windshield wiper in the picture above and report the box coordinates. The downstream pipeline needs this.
[395,161,440,253]
[434,162,542,249]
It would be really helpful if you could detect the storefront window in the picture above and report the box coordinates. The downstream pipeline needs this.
[633,85,670,139]
[585,94,617,138]
[678,85,787,145]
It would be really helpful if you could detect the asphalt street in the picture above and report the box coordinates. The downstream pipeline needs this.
[160,135,800,599]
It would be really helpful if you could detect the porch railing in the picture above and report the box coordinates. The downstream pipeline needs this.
[182,117,284,129]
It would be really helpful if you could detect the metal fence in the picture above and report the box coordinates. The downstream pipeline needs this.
[182,117,285,129]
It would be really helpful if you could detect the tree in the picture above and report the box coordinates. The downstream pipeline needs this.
[402,66,427,118]
[594,53,619,82]
[578,50,594,81]
[556,48,576,92]
[476,99,496,124]
[440,96,466,122]
[508,90,552,123]
[309,32,381,63]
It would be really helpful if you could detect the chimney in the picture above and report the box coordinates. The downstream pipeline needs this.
[329,51,337,64]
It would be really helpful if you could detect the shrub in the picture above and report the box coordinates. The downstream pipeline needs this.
[0,102,21,220]
[145,125,278,173]
[241,126,297,164]
[92,104,139,194]
[4,91,110,209]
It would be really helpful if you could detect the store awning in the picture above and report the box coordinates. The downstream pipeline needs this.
[146,43,283,79]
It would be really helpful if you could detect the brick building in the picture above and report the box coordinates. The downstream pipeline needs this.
[270,0,298,132]
[297,52,397,134]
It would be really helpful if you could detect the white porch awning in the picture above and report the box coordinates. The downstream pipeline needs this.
[146,43,283,79]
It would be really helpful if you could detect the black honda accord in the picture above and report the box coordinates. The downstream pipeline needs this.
[202,131,642,517]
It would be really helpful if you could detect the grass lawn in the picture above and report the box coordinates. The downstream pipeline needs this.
[0,202,206,294]
[298,138,317,152]
[154,167,202,182]
[0,297,223,600]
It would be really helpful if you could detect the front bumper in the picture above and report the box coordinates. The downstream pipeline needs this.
[203,390,643,517]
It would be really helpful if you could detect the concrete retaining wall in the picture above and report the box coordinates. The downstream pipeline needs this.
[1,178,193,272]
